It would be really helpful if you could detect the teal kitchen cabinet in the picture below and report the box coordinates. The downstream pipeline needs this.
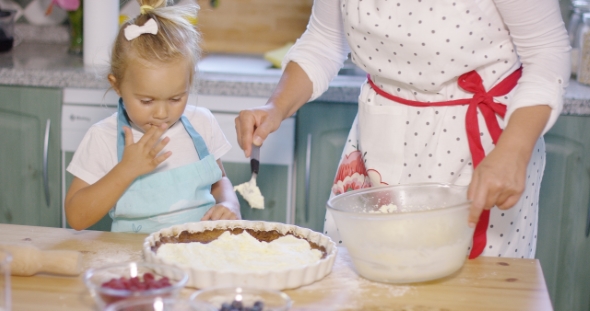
[537,115,590,311]
[0,86,62,227]
[224,162,291,222]
[294,101,358,232]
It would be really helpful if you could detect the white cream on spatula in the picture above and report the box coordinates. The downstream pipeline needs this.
[234,175,264,209]
[234,145,265,209]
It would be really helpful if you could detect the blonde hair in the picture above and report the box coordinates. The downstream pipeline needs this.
[110,0,201,88]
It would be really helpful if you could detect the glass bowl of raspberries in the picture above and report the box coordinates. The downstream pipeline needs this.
[83,261,189,310]
[189,286,292,311]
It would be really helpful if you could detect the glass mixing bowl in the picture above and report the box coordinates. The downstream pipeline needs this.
[190,286,292,311]
[326,183,474,284]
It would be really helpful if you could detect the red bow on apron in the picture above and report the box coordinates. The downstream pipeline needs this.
[367,67,523,259]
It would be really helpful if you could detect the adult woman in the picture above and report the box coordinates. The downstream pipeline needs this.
[235,0,570,258]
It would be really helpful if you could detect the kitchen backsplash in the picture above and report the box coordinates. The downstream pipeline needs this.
[10,0,312,55]
[195,0,312,54]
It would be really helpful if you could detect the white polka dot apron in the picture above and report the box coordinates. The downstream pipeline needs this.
[325,0,544,259]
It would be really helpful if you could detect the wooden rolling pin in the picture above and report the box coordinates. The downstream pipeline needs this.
[0,243,82,276]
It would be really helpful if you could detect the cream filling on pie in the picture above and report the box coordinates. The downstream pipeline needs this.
[156,231,322,272]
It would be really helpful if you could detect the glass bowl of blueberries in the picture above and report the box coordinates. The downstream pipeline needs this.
[105,296,216,311]
[189,286,292,311]
[83,261,189,310]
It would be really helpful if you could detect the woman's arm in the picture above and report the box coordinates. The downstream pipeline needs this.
[283,0,350,101]
[235,0,349,157]
[65,124,170,230]
[467,0,570,225]
[201,159,241,220]
[494,0,570,132]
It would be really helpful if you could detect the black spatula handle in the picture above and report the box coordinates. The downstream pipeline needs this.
[250,145,260,174]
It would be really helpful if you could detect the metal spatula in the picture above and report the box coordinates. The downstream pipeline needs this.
[250,144,260,182]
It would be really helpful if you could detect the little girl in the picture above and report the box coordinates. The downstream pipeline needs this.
[65,0,240,233]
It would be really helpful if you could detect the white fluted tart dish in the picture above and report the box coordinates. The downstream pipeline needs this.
[142,220,337,290]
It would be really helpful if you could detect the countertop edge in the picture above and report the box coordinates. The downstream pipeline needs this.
[2,68,589,114]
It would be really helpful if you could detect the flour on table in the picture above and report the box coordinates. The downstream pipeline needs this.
[297,247,413,310]
[74,241,140,270]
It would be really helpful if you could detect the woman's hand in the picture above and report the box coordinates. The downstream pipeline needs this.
[467,144,527,228]
[235,62,314,157]
[119,124,171,178]
[235,105,284,157]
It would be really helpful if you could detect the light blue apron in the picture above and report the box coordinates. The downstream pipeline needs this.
[110,98,222,233]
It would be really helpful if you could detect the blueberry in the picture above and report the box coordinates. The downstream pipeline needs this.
[230,300,243,310]
[219,299,266,311]
[251,300,264,311]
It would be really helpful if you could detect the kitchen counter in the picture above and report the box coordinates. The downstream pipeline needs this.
[1,24,589,113]
[0,224,552,311]
[0,23,365,104]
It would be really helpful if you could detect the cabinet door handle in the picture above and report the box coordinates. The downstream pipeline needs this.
[43,119,51,208]
[587,168,590,237]
[304,133,312,222]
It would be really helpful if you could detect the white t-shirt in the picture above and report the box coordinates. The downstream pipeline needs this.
[67,105,231,185]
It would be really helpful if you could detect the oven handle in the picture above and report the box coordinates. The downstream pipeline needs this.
[304,133,312,222]
[586,168,590,237]
[43,119,51,207]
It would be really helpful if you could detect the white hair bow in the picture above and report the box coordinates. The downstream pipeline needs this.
[124,18,159,41]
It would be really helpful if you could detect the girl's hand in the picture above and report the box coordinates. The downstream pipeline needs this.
[235,105,284,157]
[467,145,527,228]
[119,124,171,178]
[201,204,241,221]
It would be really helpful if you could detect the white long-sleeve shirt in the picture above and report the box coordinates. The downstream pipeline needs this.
[284,0,571,134]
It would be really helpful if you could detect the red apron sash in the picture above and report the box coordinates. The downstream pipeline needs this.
[367,68,522,259]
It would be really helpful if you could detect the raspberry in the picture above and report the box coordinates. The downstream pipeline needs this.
[143,272,155,281]
[99,272,173,306]
[100,273,169,291]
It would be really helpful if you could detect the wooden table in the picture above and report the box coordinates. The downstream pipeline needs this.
[0,224,553,311]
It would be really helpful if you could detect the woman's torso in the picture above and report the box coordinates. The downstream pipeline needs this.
[342,0,520,102]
